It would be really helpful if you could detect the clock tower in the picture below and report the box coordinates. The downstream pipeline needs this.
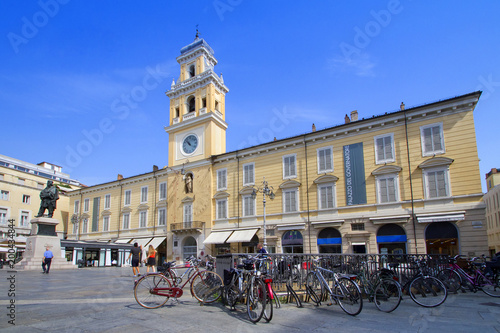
[165,36,229,167]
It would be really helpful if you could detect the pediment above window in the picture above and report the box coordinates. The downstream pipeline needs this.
[121,207,132,214]
[313,175,339,184]
[239,186,255,195]
[81,213,90,219]
[157,199,167,208]
[371,165,402,176]
[213,191,230,199]
[418,157,454,169]
[279,180,301,189]
[101,210,112,216]
[181,196,194,203]
[137,203,149,210]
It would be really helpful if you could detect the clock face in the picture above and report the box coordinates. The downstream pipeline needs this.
[182,134,198,155]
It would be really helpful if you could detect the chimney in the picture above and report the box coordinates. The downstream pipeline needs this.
[400,102,405,111]
[153,165,159,172]
[274,137,277,141]
[344,114,350,124]
[117,174,123,180]
[312,123,316,132]
[350,110,358,122]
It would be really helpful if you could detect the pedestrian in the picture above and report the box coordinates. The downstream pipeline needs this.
[257,243,267,254]
[42,247,54,274]
[128,242,142,277]
[145,244,156,273]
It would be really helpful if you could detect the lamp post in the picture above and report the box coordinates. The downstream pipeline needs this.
[251,177,275,251]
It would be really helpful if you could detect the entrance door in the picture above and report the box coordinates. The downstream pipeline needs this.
[425,222,459,256]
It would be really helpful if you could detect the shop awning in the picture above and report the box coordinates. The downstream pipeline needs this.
[226,229,258,243]
[130,238,152,248]
[115,238,132,244]
[203,231,233,244]
[417,213,465,223]
[148,237,166,249]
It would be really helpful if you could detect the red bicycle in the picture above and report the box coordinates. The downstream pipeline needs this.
[134,256,224,309]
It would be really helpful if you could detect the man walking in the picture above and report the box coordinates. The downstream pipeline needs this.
[42,247,54,274]
[128,243,142,277]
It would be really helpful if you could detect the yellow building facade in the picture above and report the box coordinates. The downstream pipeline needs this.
[484,169,500,256]
[67,37,488,264]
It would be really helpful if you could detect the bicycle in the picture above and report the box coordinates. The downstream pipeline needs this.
[305,258,363,316]
[390,259,447,308]
[134,256,223,309]
[438,255,500,297]
[356,263,402,312]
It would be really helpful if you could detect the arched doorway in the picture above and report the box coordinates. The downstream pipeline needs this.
[317,228,342,253]
[377,224,407,255]
[183,236,197,259]
[425,222,459,256]
[282,230,303,254]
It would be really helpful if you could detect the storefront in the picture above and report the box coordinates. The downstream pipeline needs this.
[61,240,134,267]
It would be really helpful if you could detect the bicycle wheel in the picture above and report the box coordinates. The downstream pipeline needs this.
[335,278,363,316]
[262,284,273,322]
[409,276,447,307]
[478,274,500,297]
[247,278,266,323]
[134,273,171,309]
[164,269,179,285]
[191,270,224,303]
[306,272,323,304]
[225,284,240,307]
[374,278,402,313]
[437,268,462,293]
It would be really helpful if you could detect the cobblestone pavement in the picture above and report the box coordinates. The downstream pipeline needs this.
[1,266,500,332]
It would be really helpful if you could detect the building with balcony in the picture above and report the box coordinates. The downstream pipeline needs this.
[484,169,500,257]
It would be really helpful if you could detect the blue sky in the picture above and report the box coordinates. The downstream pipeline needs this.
[1,1,499,191]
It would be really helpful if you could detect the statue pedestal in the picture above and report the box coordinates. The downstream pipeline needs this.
[17,217,75,270]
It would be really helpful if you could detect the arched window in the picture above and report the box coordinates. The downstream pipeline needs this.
[425,222,458,256]
[187,96,195,112]
[317,228,342,253]
[183,236,197,259]
[188,64,195,78]
[282,230,303,254]
[376,224,407,255]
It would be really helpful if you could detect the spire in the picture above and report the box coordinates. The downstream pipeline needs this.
[171,78,175,88]
[195,24,200,40]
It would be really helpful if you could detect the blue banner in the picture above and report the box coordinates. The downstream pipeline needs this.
[343,143,366,205]
[317,237,342,245]
[377,235,407,243]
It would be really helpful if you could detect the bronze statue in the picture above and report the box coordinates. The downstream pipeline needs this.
[36,180,59,218]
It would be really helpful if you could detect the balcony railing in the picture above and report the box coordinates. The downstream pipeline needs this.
[170,221,204,232]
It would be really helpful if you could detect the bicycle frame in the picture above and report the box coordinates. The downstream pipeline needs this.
[153,263,206,298]
[448,262,485,286]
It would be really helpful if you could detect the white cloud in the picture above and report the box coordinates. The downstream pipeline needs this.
[327,52,377,77]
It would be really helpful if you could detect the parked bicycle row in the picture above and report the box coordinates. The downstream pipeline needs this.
[132,253,500,323]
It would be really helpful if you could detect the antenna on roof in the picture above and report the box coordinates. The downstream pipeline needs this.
[195,24,200,40]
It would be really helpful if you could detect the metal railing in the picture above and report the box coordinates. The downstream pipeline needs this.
[170,221,204,231]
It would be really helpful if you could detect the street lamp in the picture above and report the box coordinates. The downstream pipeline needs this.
[251,177,275,251]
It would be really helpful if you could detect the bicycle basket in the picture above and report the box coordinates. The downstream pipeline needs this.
[243,259,254,270]
[223,268,236,286]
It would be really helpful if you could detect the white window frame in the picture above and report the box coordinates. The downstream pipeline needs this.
[216,199,228,220]
[283,154,297,179]
[375,174,400,203]
[217,168,227,191]
[243,163,255,186]
[0,208,8,225]
[122,213,130,230]
[317,146,334,173]
[158,208,166,226]
[74,200,80,214]
[84,198,90,212]
[139,210,148,228]
[283,188,299,213]
[183,203,193,223]
[242,195,256,217]
[104,194,111,210]
[1,190,9,201]
[22,195,30,204]
[423,166,451,199]
[420,122,445,156]
[374,133,395,164]
[20,210,30,227]
[318,183,335,210]
[141,186,148,204]
[82,218,88,233]
[124,190,131,206]
[159,182,167,200]
[102,216,110,232]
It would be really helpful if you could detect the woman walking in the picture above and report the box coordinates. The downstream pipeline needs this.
[145,245,156,273]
